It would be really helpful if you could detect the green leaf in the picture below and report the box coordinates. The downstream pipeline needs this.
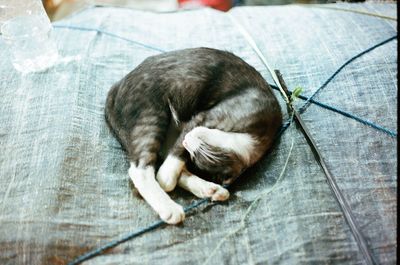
[290,86,303,102]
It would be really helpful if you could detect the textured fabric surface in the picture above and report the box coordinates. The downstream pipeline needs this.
[0,3,397,265]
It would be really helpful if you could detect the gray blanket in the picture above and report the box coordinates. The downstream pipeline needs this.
[0,3,397,264]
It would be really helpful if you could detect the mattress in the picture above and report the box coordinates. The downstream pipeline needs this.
[0,2,396,264]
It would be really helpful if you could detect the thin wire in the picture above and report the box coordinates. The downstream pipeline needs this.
[67,198,210,265]
[53,24,166,53]
[299,35,397,113]
[269,84,397,137]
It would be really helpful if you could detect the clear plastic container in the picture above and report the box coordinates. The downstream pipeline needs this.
[0,0,59,73]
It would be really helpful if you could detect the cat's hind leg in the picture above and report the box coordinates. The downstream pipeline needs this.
[129,163,184,224]
[127,114,185,224]
[178,169,230,201]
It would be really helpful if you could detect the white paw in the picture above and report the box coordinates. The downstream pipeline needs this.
[200,184,230,201]
[158,202,185,224]
[188,126,209,138]
[156,167,179,192]
[156,156,184,192]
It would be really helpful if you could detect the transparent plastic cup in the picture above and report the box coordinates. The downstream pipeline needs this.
[1,14,59,73]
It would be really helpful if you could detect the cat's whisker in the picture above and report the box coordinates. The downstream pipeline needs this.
[197,144,223,163]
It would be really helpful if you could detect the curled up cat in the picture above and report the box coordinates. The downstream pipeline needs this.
[105,47,282,224]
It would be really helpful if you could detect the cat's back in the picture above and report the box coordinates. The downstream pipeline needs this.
[109,48,278,122]
[143,47,242,67]
[137,48,269,98]
[137,47,256,78]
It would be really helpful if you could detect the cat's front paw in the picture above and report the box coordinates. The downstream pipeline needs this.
[189,126,209,137]
[156,155,185,192]
[158,202,185,224]
[157,171,178,192]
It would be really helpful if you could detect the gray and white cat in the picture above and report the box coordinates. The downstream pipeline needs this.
[105,48,282,224]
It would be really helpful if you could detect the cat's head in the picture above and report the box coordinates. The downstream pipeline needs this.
[183,127,254,183]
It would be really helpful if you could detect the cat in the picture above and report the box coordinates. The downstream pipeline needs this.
[105,47,282,224]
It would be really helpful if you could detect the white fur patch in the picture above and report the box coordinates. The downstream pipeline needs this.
[167,99,180,125]
[184,126,256,165]
[183,134,202,158]
[156,155,185,192]
[129,163,184,224]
